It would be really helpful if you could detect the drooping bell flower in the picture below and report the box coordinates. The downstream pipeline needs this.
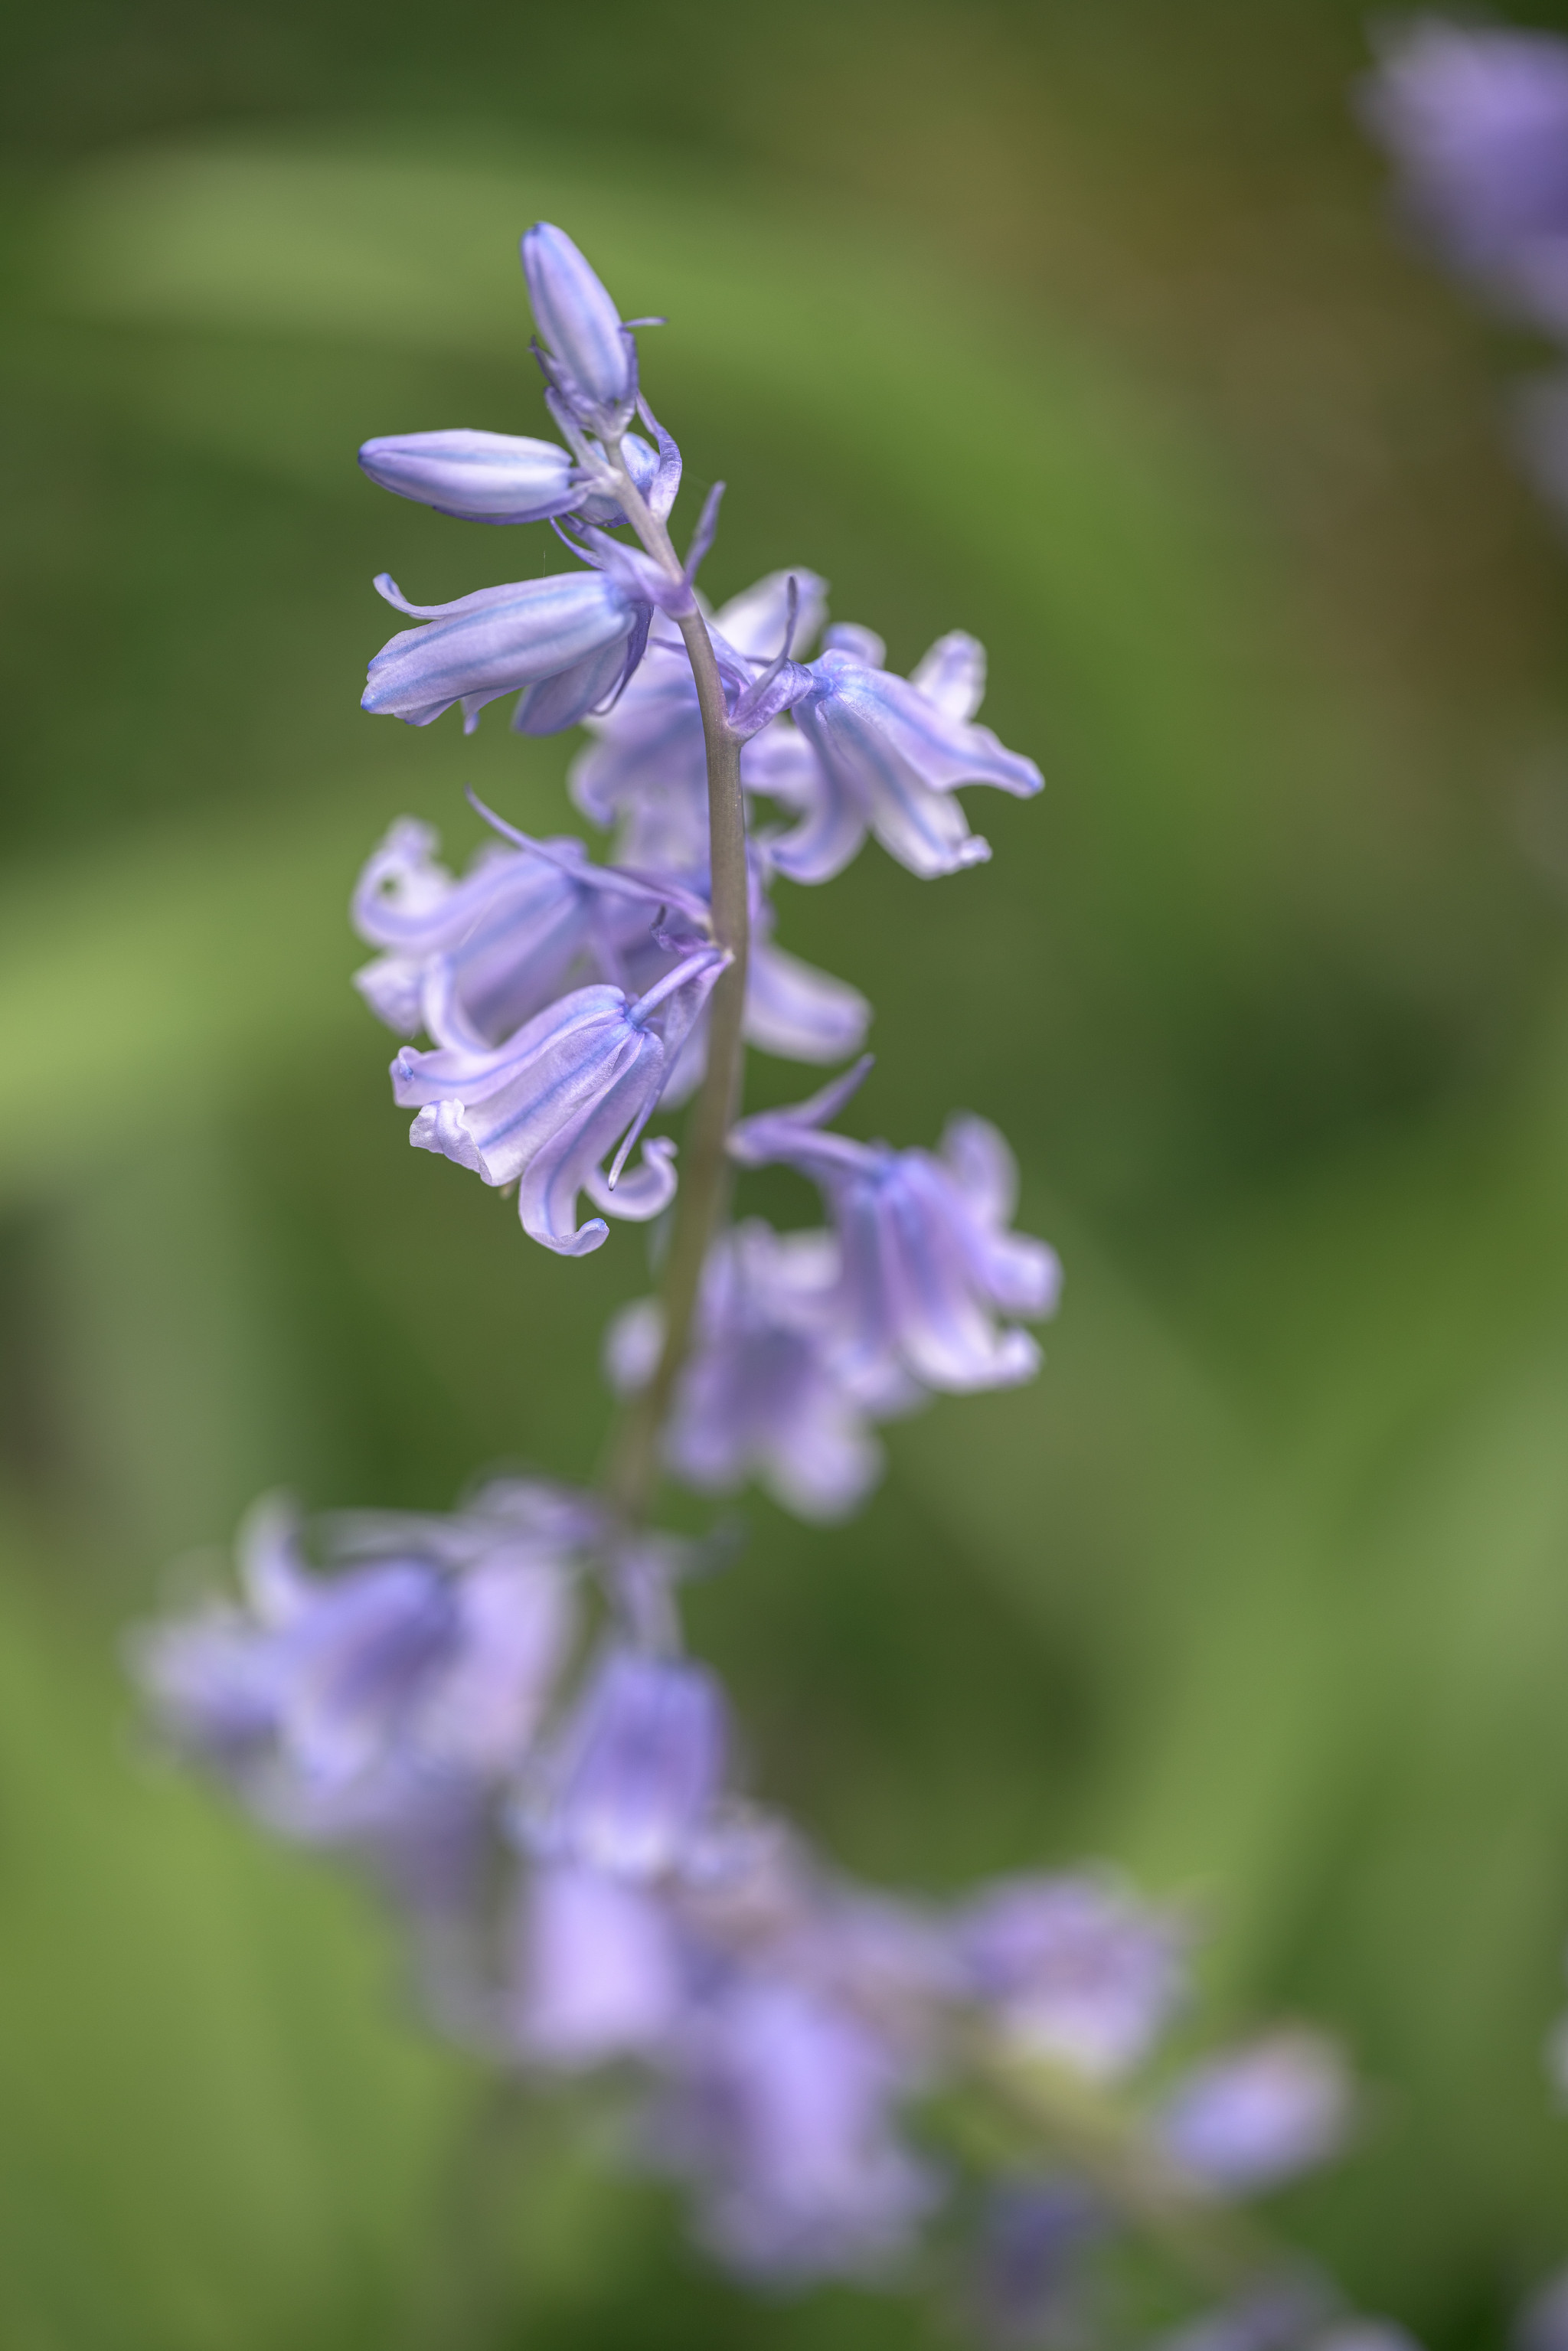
[773,627,1042,883]
[956,1871,1187,2082]
[393,945,727,1255]
[521,1644,728,1880]
[730,1063,1060,1394]
[605,1221,893,1521]
[361,566,650,734]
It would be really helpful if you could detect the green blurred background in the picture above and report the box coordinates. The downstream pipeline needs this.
[6,1,1568,2343]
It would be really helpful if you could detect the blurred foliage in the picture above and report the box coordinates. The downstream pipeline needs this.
[5,2,1568,2345]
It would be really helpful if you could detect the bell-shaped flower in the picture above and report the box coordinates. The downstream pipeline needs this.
[134,1491,580,1899]
[521,1645,728,1880]
[605,1221,891,1522]
[655,1974,936,2281]
[351,813,710,1054]
[393,945,726,1255]
[730,1064,1060,1395]
[361,565,648,735]
[956,1872,1187,2082]
[772,628,1042,883]
[508,1860,688,2067]
[357,425,665,529]
[1155,2032,1351,2196]
[571,569,829,869]
[522,221,639,436]
[1362,21,1568,336]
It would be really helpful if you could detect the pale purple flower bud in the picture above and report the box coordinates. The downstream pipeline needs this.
[958,1872,1186,2080]
[1363,21,1568,336]
[361,567,646,734]
[606,1221,890,1522]
[730,1068,1060,1396]
[357,425,662,529]
[521,222,637,432]
[776,632,1041,883]
[358,429,582,523]
[524,1646,728,1880]
[393,946,725,1255]
[1157,2032,1351,2196]
[509,1861,686,2066]
[658,1976,936,2281]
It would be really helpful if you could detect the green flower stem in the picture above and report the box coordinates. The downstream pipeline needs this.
[599,459,750,1528]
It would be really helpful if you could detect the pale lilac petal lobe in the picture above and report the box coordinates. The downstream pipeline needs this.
[522,222,636,427]
[362,570,639,733]
[358,429,581,523]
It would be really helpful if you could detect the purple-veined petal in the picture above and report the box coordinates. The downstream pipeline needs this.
[358,428,581,523]
[363,569,638,732]
[823,622,887,667]
[745,937,871,1065]
[716,569,830,660]
[511,627,643,736]
[910,629,986,721]
[522,223,635,416]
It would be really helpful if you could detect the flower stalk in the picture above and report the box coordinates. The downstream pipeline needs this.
[599,449,750,1527]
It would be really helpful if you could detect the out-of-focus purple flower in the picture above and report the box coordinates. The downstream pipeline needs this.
[509,1860,687,2066]
[357,425,664,528]
[606,1221,895,1521]
[657,1974,936,2281]
[957,1872,1186,2081]
[972,2177,1103,2347]
[730,1064,1060,1395]
[522,222,639,436]
[362,567,648,735]
[1517,2264,1568,2351]
[393,945,725,1255]
[1313,2328,1424,2351]
[1158,2277,1338,2351]
[522,1645,728,1880]
[135,1491,580,1899]
[1363,21,1568,336]
[1157,2031,1351,2196]
[773,629,1041,883]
